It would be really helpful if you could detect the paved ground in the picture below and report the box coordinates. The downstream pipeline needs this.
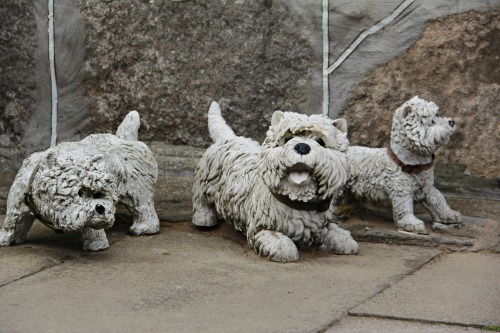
[0,215,499,333]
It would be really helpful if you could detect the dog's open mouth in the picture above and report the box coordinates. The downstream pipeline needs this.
[288,163,311,185]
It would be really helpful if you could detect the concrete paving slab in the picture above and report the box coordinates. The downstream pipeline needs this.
[0,215,130,286]
[327,316,487,333]
[350,252,500,327]
[0,223,440,333]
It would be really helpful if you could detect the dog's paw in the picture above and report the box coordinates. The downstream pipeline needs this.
[0,229,14,246]
[82,228,109,251]
[440,210,463,224]
[319,223,358,255]
[129,221,160,236]
[192,208,219,227]
[83,238,109,251]
[253,230,299,262]
[396,215,425,232]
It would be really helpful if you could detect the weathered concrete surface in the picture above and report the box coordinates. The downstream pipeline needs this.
[0,219,129,287]
[341,211,500,252]
[0,214,441,333]
[327,316,486,333]
[350,252,500,327]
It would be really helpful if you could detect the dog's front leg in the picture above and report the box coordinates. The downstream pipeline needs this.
[192,191,219,227]
[128,195,160,236]
[252,229,299,262]
[319,223,358,254]
[391,193,425,232]
[82,227,109,251]
[422,186,462,225]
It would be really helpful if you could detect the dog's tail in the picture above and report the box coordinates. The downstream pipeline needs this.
[208,101,236,142]
[116,111,140,141]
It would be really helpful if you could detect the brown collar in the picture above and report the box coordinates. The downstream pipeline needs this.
[271,192,332,213]
[387,144,434,174]
[23,162,46,223]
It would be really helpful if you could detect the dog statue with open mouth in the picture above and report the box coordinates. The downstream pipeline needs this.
[192,102,358,262]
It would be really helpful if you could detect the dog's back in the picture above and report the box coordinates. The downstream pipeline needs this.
[346,146,396,203]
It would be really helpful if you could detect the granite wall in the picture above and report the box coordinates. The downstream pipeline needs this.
[0,0,498,219]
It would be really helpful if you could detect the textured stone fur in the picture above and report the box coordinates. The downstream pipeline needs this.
[192,102,358,262]
[346,96,462,231]
[0,111,160,251]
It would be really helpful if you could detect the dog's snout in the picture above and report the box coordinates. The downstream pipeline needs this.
[294,143,311,155]
[448,120,455,127]
[95,204,105,215]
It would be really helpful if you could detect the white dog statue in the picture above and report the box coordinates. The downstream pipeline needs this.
[0,111,160,250]
[345,96,462,232]
[192,102,358,262]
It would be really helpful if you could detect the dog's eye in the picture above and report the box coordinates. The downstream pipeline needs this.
[283,137,292,145]
[78,190,83,197]
[93,192,105,199]
[316,138,326,147]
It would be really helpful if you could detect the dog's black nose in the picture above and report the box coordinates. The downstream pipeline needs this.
[294,143,311,155]
[95,204,105,215]
[449,120,455,127]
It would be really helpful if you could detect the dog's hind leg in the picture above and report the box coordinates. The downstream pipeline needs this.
[422,186,462,225]
[319,223,358,254]
[82,228,109,251]
[252,229,299,262]
[391,194,425,232]
[192,191,219,227]
[0,211,35,246]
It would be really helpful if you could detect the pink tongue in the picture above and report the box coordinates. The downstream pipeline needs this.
[289,171,310,184]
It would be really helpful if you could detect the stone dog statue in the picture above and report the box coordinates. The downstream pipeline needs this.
[192,101,358,262]
[344,96,462,232]
[0,111,160,250]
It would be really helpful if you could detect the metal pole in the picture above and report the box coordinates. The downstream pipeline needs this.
[322,0,329,116]
[48,0,58,147]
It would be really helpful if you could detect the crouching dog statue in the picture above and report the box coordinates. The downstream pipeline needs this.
[192,101,358,262]
[344,96,462,232]
[0,111,160,251]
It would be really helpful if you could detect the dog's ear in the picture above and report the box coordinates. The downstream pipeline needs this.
[401,105,412,118]
[332,118,348,133]
[45,152,57,169]
[271,111,284,126]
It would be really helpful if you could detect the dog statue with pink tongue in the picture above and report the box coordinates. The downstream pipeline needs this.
[192,102,358,262]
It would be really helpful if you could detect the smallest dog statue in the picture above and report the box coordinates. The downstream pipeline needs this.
[0,111,160,251]
[192,102,358,262]
[345,96,462,232]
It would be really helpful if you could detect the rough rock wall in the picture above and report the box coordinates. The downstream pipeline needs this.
[344,11,499,180]
[0,0,36,171]
[80,0,317,146]
[0,0,498,217]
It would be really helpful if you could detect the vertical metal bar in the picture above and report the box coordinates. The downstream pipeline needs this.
[48,0,58,147]
[322,0,329,116]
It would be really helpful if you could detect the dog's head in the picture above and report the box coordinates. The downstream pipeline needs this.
[391,96,456,156]
[259,111,349,203]
[30,153,118,232]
